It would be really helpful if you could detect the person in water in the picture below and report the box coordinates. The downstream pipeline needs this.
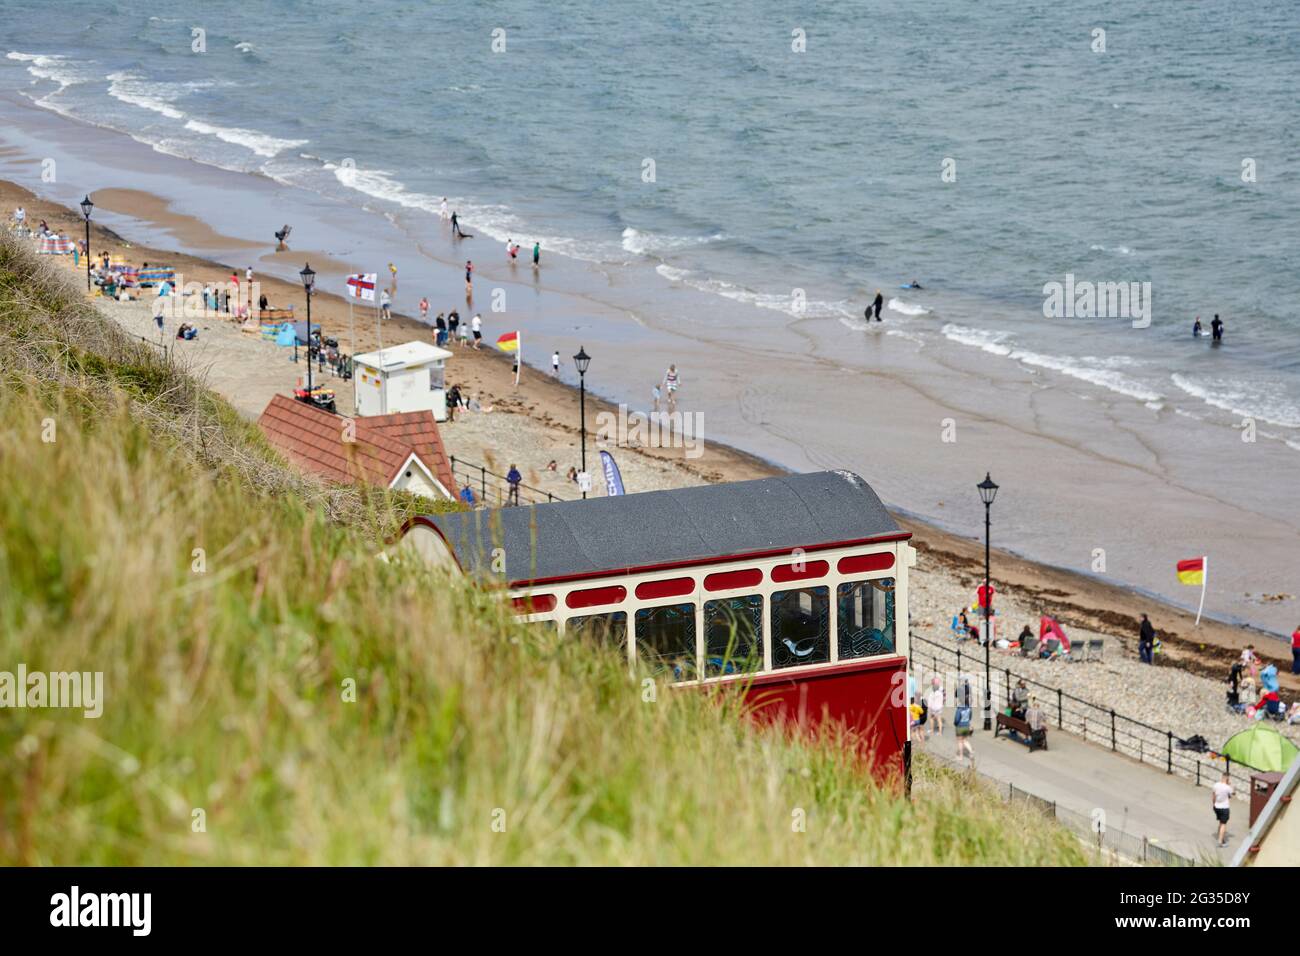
[909,279,924,289]
[1193,316,1203,337]
[871,289,884,321]
[1211,314,1224,342]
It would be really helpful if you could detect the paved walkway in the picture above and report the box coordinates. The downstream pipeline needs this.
[917,708,1246,863]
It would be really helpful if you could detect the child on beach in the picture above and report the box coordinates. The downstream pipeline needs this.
[552,350,560,375]
[465,260,473,296]
[379,290,392,320]
[532,241,540,268]
[459,321,470,348]
[471,312,482,349]
[419,297,429,321]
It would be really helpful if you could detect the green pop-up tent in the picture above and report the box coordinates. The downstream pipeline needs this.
[1221,725,1300,773]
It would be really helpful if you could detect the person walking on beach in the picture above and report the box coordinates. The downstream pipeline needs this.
[871,289,884,321]
[471,312,482,349]
[379,289,392,320]
[419,297,429,322]
[440,197,449,220]
[662,364,680,413]
[1211,313,1225,343]
[552,350,560,376]
[1138,613,1155,665]
[1212,773,1233,847]
[448,309,460,345]
[532,241,540,269]
[435,312,447,346]
[451,211,462,238]
[1291,624,1300,675]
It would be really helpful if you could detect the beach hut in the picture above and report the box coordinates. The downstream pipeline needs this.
[397,470,916,780]
[352,341,454,421]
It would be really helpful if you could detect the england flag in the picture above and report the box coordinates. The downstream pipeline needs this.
[346,273,377,301]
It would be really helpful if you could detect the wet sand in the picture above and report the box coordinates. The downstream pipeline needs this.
[4,176,1295,693]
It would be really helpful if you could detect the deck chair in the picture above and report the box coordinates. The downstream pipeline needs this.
[1069,641,1088,663]
[950,616,968,641]
[1020,634,1039,657]
[1087,638,1104,661]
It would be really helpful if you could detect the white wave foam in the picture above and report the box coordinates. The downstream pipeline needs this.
[655,264,692,283]
[184,119,304,157]
[1090,244,1135,255]
[887,297,929,317]
[106,71,186,119]
[621,227,724,257]
[234,42,256,54]
[940,324,1161,402]
[7,51,91,90]
[886,329,926,346]
[1170,373,1300,429]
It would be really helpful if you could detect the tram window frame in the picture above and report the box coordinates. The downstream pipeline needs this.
[770,586,831,670]
[566,611,629,660]
[703,594,764,677]
[634,603,698,682]
[836,578,896,659]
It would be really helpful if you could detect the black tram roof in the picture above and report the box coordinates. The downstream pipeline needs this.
[414,470,903,587]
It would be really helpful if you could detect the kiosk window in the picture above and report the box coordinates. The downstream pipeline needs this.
[567,611,627,659]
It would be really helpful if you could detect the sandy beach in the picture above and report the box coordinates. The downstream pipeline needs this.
[6,174,1298,737]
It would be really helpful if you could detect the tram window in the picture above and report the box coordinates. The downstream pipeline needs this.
[703,595,763,676]
[770,587,830,669]
[567,611,628,658]
[533,620,558,635]
[836,578,895,659]
[635,603,697,682]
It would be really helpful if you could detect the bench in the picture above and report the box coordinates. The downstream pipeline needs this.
[995,712,1048,751]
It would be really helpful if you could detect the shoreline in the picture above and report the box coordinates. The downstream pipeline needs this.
[4,177,1295,694]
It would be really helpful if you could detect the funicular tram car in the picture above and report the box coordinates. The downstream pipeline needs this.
[399,471,916,780]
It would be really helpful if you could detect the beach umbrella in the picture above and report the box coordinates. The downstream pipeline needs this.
[1221,725,1299,773]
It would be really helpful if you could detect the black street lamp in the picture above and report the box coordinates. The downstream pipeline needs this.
[573,346,591,499]
[977,472,999,730]
[79,195,94,291]
[300,263,316,397]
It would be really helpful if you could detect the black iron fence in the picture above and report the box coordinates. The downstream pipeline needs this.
[910,634,1254,798]
[448,455,571,508]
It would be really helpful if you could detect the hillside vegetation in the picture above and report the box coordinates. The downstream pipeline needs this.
[0,239,1092,864]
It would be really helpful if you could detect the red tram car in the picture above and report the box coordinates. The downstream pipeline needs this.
[399,470,915,781]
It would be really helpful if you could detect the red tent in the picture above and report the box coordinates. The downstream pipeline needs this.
[1039,615,1071,653]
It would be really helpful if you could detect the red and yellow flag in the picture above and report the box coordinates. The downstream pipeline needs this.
[1176,557,1205,586]
[496,331,519,353]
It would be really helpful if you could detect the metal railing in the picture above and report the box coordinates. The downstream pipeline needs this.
[910,634,1255,798]
[448,455,572,508]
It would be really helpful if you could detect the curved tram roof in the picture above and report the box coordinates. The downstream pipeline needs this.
[410,470,904,587]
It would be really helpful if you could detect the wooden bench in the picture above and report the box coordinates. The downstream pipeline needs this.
[995,712,1048,751]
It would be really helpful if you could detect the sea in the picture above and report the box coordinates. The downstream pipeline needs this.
[2,0,1297,633]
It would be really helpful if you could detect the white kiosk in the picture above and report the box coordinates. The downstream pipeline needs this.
[353,341,454,421]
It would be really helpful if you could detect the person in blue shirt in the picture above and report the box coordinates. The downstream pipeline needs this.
[506,465,522,506]
[459,484,476,507]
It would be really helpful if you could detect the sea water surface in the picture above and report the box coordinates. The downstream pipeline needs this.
[2,1,1297,633]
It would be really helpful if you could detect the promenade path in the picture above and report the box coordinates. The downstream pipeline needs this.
[918,709,1247,863]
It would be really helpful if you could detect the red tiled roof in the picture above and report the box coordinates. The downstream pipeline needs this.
[362,409,456,494]
[258,394,439,491]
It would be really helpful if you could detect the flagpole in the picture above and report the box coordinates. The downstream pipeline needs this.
[515,331,522,387]
[374,288,386,415]
[1195,554,1207,626]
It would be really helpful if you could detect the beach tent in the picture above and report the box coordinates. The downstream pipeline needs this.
[37,235,74,254]
[1038,615,1071,653]
[1222,725,1300,773]
[273,323,299,347]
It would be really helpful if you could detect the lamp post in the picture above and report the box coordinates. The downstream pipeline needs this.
[300,263,316,397]
[573,346,591,499]
[79,195,94,291]
[977,472,999,730]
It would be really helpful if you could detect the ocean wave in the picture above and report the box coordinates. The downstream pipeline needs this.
[1090,244,1135,255]
[184,119,305,158]
[654,265,856,320]
[7,51,93,90]
[940,324,1162,402]
[887,297,929,317]
[106,71,187,119]
[621,227,724,257]
[655,264,692,282]
[1170,373,1300,429]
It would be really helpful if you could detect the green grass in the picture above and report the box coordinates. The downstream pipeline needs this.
[0,238,1094,865]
